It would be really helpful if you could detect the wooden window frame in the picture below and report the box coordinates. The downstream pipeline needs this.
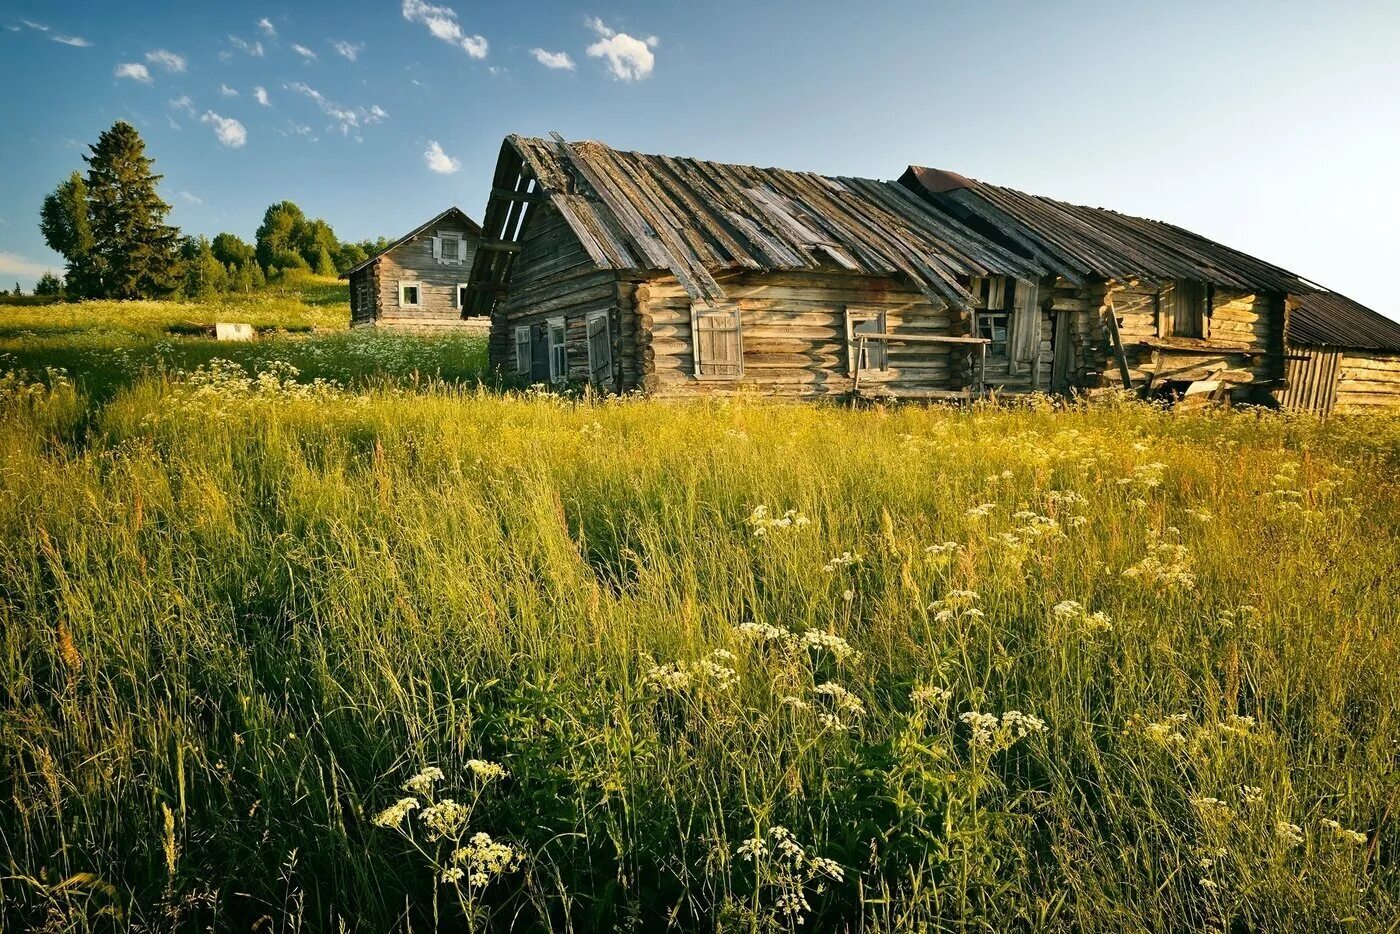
[978,312,1011,357]
[514,325,532,375]
[586,310,613,386]
[691,303,744,381]
[433,230,466,266]
[398,280,422,308]
[845,307,889,376]
[547,316,568,383]
[455,282,470,310]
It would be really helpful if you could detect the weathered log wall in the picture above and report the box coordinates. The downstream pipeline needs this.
[351,226,485,331]
[1335,352,1400,411]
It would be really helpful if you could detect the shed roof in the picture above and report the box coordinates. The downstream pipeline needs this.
[1289,290,1400,352]
[900,166,1315,295]
[473,135,1045,312]
[341,205,482,278]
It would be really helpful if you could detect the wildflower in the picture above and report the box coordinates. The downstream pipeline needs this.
[420,798,470,840]
[735,621,790,645]
[466,759,507,782]
[961,709,1046,748]
[822,551,861,572]
[1200,878,1219,892]
[813,682,865,717]
[402,766,445,795]
[964,503,997,519]
[736,836,767,860]
[1238,785,1264,804]
[441,867,465,883]
[1276,821,1305,848]
[779,694,811,710]
[1191,796,1234,822]
[1321,818,1367,845]
[911,684,953,707]
[924,541,963,558]
[1051,600,1113,636]
[372,797,421,828]
[452,832,524,886]
[800,629,860,662]
[747,505,811,536]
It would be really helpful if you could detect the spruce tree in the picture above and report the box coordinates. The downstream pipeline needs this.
[39,172,99,298]
[83,122,181,299]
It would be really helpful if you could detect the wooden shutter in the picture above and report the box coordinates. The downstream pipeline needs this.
[1008,278,1041,376]
[986,277,1007,312]
[457,238,469,262]
[1166,280,1205,338]
[587,313,612,384]
[431,236,442,260]
[514,326,532,375]
[692,304,743,379]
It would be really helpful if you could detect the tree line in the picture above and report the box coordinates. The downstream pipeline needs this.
[37,121,388,301]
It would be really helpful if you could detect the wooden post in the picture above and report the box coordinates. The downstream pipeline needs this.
[1103,292,1134,390]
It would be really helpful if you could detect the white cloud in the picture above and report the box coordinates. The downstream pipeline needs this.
[424,140,460,174]
[227,35,264,57]
[201,111,247,148]
[585,17,656,81]
[253,86,270,106]
[220,84,239,97]
[52,34,92,47]
[287,82,388,135]
[256,18,277,38]
[114,62,152,83]
[292,43,318,60]
[0,251,59,279]
[169,95,195,114]
[401,0,487,58]
[529,48,575,70]
[176,190,203,205]
[331,40,363,62]
[20,19,48,31]
[145,49,186,72]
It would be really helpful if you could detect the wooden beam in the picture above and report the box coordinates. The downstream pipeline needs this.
[492,186,545,203]
[477,240,523,254]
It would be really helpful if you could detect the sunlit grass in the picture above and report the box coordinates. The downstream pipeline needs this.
[1,364,1396,930]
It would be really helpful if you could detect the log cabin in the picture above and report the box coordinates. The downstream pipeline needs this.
[466,135,1049,399]
[344,206,489,331]
[898,167,1400,409]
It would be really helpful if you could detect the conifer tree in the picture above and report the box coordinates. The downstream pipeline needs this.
[83,122,181,298]
[39,172,99,298]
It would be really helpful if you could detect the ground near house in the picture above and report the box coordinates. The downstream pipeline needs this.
[1,295,1398,930]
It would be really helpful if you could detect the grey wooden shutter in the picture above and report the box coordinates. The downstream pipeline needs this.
[457,237,469,263]
[431,236,442,260]
[1008,279,1041,376]
[692,304,743,379]
[587,313,612,383]
[1173,281,1204,338]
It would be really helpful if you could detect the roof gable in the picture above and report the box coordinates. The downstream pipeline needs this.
[342,206,482,278]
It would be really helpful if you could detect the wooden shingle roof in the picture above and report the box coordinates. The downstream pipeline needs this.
[1290,291,1400,352]
[468,135,1045,316]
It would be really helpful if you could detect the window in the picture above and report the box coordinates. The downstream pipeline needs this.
[455,283,470,310]
[586,311,613,385]
[398,281,422,308]
[434,231,465,265]
[845,308,888,375]
[514,326,532,375]
[547,317,568,382]
[1165,279,1207,338]
[978,313,1010,357]
[691,303,743,380]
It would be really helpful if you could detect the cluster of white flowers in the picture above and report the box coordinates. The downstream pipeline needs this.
[1122,529,1196,590]
[645,650,738,694]
[1276,820,1305,848]
[372,797,421,828]
[733,826,844,926]
[984,470,1015,485]
[812,681,865,731]
[964,503,997,520]
[450,831,525,888]
[747,505,811,537]
[466,759,508,782]
[930,589,984,623]
[923,541,964,567]
[960,709,1047,747]
[1321,818,1367,845]
[1238,785,1264,805]
[403,766,445,795]
[911,684,953,707]
[1210,605,1259,635]
[1137,713,1190,746]
[420,798,471,840]
[1190,795,1234,821]
[1051,600,1114,636]
[1116,461,1166,491]
[800,629,860,662]
[735,621,788,644]
[821,551,861,572]
[1044,489,1089,509]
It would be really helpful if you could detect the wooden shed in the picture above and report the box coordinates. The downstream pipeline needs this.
[466,135,1050,399]
[1278,291,1400,414]
[897,167,1324,405]
[344,206,488,331]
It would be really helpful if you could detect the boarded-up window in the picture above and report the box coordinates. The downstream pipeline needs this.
[514,326,532,375]
[1165,280,1207,338]
[691,304,743,380]
[587,311,612,385]
[845,308,888,375]
[547,317,568,382]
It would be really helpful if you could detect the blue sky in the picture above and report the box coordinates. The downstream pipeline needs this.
[1,0,1397,318]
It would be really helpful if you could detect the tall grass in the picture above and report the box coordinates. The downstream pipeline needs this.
[1,367,1397,930]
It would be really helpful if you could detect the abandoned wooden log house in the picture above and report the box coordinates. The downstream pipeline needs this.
[466,135,1048,400]
[344,206,489,331]
[897,166,1400,409]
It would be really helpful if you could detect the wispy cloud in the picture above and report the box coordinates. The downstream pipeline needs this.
[424,140,460,174]
[145,49,186,72]
[169,95,195,114]
[401,0,487,58]
[52,33,91,47]
[14,18,91,46]
[256,18,277,38]
[287,82,387,135]
[253,86,270,107]
[114,62,153,83]
[0,251,59,279]
[226,35,265,58]
[291,43,318,60]
[220,84,239,97]
[201,111,247,148]
[176,190,202,205]
[331,40,363,62]
[585,17,656,81]
[529,48,575,70]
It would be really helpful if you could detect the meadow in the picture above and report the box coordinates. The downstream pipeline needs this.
[1,292,1398,931]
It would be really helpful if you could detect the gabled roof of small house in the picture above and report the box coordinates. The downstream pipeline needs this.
[1290,290,1400,352]
[900,166,1315,295]
[469,134,1045,314]
[341,205,482,278]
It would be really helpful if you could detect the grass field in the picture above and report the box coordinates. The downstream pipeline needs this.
[1,294,1398,930]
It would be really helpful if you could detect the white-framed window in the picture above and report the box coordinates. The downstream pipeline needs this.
[432,230,468,265]
[691,303,743,380]
[398,281,422,308]
[547,317,568,382]
[455,283,470,310]
[586,310,613,386]
[514,325,532,375]
[845,308,888,375]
